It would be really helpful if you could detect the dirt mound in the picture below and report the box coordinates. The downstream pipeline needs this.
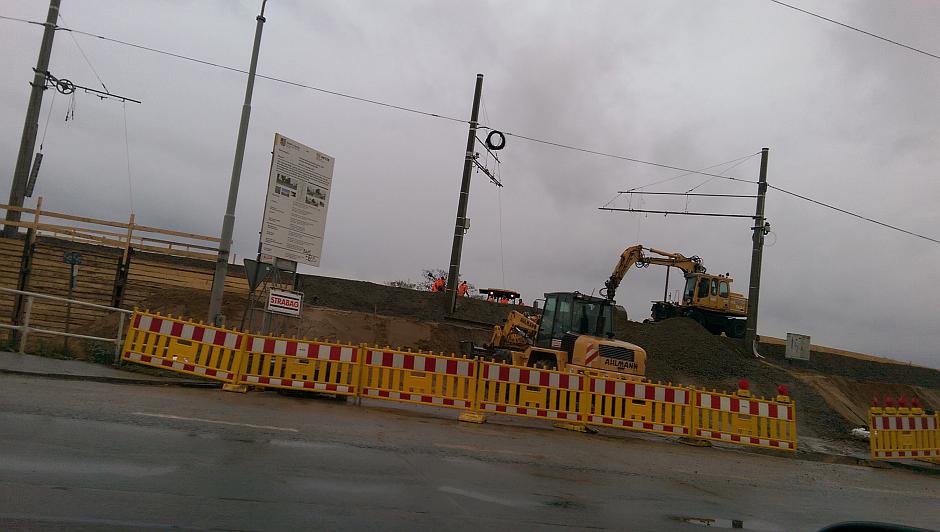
[615,318,855,440]
[297,275,521,325]
[104,287,491,355]
[758,342,940,388]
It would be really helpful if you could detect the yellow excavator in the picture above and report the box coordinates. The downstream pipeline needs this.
[462,291,647,380]
[602,245,748,338]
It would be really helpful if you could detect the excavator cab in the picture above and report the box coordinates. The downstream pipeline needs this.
[534,292,614,348]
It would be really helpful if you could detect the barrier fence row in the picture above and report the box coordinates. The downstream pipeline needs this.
[869,401,940,461]
[122,311,797,452]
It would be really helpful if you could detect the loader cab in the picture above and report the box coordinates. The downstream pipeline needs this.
[534,292,613,347]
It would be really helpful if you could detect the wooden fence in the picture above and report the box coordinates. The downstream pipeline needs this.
[0,198,249,351]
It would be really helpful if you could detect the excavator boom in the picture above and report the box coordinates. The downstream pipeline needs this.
[603,245,705,302]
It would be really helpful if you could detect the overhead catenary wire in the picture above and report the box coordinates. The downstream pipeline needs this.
[39,89,56,151]
[1,15,766,185]
[57,12,110,93]
[493,131,761,185]
[685,153,759,193]
[54,24,470,124]
[767,0,940,62]
[601,152,759,209]
[3,14,936,246]
[766,183,940,245]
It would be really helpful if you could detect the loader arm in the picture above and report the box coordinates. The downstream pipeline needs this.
[489,310,540,350]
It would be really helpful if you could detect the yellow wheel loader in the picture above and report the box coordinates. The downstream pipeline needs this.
[462,291,647,381]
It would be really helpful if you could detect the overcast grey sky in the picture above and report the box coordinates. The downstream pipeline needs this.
[2,1,938,366]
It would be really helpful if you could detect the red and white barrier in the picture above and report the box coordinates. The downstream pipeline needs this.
[124,352,234,380]
[248,336,356,361]
[134,314,242,349]
[696,392,793,421]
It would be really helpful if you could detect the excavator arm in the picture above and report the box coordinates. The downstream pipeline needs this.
[603,245,705,302]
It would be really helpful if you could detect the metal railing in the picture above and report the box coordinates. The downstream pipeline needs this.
[0,287,132,363]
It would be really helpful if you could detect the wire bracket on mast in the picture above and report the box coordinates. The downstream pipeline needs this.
[39,69,141,104]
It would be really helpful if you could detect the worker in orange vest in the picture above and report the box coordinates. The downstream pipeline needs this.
[431,276,446,292]
[457,281,469,297]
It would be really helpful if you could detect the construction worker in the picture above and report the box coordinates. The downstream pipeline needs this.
[431,276,446,292]
[457,281,469,297]
[517,298,524,306]
[498,296,509,304]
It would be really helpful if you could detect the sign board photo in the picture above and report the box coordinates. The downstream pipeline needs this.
[259,133,335,267]
[266,288,304,317]
[785,333,811,361]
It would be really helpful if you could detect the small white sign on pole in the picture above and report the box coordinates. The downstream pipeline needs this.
[266,289,304,317]
[785,333,811,361]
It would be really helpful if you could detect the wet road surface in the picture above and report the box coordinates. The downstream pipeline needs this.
[1,374,937,530]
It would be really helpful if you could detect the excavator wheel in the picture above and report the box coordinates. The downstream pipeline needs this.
[687,311,706,328]
[728,320,746,339]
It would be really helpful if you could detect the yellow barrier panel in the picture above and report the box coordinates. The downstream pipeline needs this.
[692,388,796,451]
[869,406,940,460]
[238,335,360,396]
[585,377,693,437]
[119,310,803,452]
[121,311,244,383]
[476,361,583,421]
[360,348,476,409]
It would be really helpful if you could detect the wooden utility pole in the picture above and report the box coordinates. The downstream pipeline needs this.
[445,74,483,313]
[4,0,61,237]
[744,148,770,353]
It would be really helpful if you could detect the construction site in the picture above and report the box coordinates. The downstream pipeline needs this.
[1,206,937,458]
[3,1,940,530]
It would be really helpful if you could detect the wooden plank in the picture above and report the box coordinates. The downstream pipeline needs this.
[129,223,220,243]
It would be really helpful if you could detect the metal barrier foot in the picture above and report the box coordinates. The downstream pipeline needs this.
[677,437,712,447]
[222,383,249,394]
[553,422,597,434]
[459,411,486,424]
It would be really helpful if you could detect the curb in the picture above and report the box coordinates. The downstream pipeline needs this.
[0,368,220,388]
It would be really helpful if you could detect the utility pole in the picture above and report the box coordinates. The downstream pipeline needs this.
[445,74,484,314]
[207,0,267,325]
[663,266,670,303]
[744,147,770,354]
[4,0,61,238]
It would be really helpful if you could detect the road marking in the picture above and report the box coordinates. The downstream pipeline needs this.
[132,412,299,433]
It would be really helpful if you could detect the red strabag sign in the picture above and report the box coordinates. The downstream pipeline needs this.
[266,289,304,317]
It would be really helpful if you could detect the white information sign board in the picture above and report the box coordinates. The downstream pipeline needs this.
[259,133,335,267]
[266,288,304,317]
[785,333,811,361]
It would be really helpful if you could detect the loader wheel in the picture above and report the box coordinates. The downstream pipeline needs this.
[491,349,512,364]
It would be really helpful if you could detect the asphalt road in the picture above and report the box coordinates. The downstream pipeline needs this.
[0,374,937,531]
